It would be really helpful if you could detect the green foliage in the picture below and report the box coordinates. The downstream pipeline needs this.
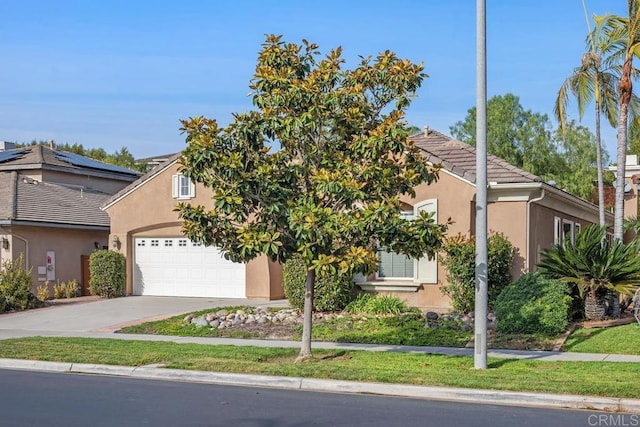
[344,293,411,315]
[441,233,515,313]
[450,94,605,200]
[283,255,354,312]
[537,224,640,299]
[495,273,572,335]
[0,254,40,312]
[36,284,49,302]
[53,282,65,299]
[89,250,125,298]
[177,35,448,355]
[178,34,446,278]
[53,279,79,299]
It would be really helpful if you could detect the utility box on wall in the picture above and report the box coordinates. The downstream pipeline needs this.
[46,251,55,281]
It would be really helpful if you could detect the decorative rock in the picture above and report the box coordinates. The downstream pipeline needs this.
[190,316,209,328]
[210,319,220,328]
[425,311,439,320]
[205,313,217,322]
[236,309,246,316]
[257,316,269,324]
[184,314,194,323]
[216,309,229,317]
[487,312,496,322]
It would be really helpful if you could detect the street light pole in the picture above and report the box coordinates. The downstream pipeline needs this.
[474,0,488,370]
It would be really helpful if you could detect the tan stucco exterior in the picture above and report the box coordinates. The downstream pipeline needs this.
[104,161,284,300]
[0,225,108,296]
[104,156,612,310]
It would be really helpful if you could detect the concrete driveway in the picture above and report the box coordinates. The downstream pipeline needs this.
[0,296,289,338]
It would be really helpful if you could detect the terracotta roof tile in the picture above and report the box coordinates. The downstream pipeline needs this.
[410,129,541,184]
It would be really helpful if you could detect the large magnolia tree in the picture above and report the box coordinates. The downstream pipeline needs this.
[177,35,447,360]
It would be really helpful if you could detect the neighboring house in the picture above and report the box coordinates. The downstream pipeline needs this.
[0,143,141,295]
[102,154,284,300]
[102,128,610,310]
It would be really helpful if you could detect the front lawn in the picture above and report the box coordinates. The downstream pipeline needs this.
[0,337,638,398]
[563,323,640,355]
[118,306,571,350]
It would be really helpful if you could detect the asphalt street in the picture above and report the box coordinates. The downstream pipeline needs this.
[0,369,621,427]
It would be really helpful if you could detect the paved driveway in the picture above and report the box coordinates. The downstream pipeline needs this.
[0,296,289,337]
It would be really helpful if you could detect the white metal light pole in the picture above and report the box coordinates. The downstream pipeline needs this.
[474,0,488,370]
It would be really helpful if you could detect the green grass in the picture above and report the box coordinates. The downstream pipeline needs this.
[563,323,640,355]
[310,314,471,347]
[120,309,474,347]
[0,337,638,398]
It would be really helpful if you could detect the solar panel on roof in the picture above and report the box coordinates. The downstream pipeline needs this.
[53,150,140,176]
[0,149,28,164]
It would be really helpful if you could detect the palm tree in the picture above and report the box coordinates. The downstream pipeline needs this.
[592,1,640,241]
[537,225,640,320]
[555,49,618,227]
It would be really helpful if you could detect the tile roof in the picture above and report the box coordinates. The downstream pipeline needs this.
[0,145,141,179]
[409,129,541,184]
[0,172,110,227]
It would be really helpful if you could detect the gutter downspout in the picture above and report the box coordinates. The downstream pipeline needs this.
[526,189,546,273]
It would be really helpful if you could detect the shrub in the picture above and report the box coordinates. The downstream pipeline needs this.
[64,279,79,298]
[36,284,50,302]
[283,254,354,312]
[53,282,65,299]
[89,250,125,298]
[345,294,411,315]
[0,254,40,312]
[441,233,515,313]
[495,272,572,335]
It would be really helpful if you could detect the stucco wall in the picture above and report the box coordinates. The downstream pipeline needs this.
[105,162,284,299]
[5,225,108,294]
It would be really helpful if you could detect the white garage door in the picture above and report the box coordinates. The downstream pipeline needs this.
[133,237,246,298]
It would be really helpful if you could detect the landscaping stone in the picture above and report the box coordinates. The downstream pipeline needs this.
[216,309,229,317]
[190,316,209,328]
[425,311,439,320]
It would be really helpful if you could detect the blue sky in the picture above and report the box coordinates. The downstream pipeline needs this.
[0,1,629,159]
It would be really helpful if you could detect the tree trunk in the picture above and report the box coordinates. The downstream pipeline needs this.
[614,55,633,241]
[296,268,316,362]
[584,291,607,321]
[595,100,605,227]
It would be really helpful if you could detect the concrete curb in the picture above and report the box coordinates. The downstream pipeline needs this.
[0,358,638,413]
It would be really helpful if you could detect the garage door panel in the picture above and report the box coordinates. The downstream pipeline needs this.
[133,237,246,298]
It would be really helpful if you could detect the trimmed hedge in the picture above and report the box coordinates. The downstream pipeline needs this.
[495,272,572,335]
[89,250,125,298]
[283,255,354,312]
[441,233,515,313]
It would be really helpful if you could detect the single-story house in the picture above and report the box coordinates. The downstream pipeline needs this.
[102,155,284,300]
[103,128,612,310]
[0,143,140,295]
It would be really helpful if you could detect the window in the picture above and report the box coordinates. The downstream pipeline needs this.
[151,239,159,247]
[178,239,187,247]
[375,199,438,284]
[554,217,575,247]
[164,239,173,247]
[172,174,195,199]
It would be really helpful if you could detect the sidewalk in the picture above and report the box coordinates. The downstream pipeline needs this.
[1,329,639,363]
